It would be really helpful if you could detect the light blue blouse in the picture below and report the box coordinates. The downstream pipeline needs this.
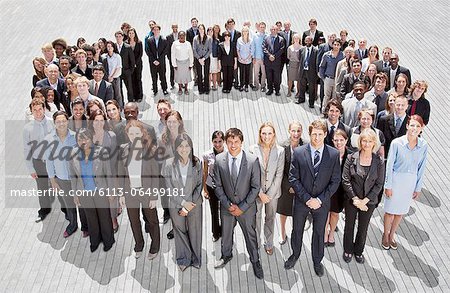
[384,135,428,192]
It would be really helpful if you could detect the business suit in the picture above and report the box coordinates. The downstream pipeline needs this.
[298,45,318,106]
[382,65,412,90]
[342,152,384,256]
[163,157,203,267]
[118,42,136,102]
[146,36,169,92]
[116,143,161,254]
[248,144,285,250]
[217,42,237,91]
[228,30,242,87]
[130,41,144,100]
[288,144,341,266]
[342,97,377,128]
[324,120,351,147]
[36,78,67,110]
[279,30,296,64]
[263,35,286,94]
[340,72,366,98]
[166,32,178,87]
[213,150,261,263]
[301,30,324,46]
[376,114,408,158]
[69,146,115,251]
[89,79,113,103]
[355,48,368,60]
[373,59,390,73]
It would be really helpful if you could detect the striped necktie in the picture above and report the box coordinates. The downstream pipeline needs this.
[313,150,320,178]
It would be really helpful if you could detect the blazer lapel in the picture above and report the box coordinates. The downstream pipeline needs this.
[235,152,248,191]
[304,145,314,177]
[222,155,232,188]
[388,115,396,136]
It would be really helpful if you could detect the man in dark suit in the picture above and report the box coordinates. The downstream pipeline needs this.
[323,99,351,146]
[279,21,296,80]
[36,63,67,110]
[186,17,199,84]
[145,25,169,96]
[382,53,412,90]
[226,18,241,89]
[355,38,368,60]
[213,128,264,280]
[376,95,408,159]
[263,25,285,96]
[340,59,365,98]
[115,31,136,102]
[297,36,318,107]
[301,18,324,47]
[373,47,392,72]
[89,65,113,103]
[166,24,179,89]
[284,120,341,277]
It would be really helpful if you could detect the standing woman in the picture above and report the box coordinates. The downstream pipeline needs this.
[127,28,144,102]
[70,128,115,252]
[193,24,212,94]
[376,92,397,122]
[286,34,301,97]
[105,99,123,127]
[387,73,409,97]
[364,64,377,91]
[202,130,225,242]
[324,129,350,247]
[249,122,285,255]
[236,26,253,92]
[163,134,203,271]
[277,121,304,245]
[382,115,428,250]
[117,120,161,259]
[217,31,237,94]
[102,41,123,108]
[361,45,379,73]
[342,128,385,263]
[32,57,47,87]
[210,24,223,89]
[98,38,107,54]
[171,31,194,95]
[407,80,431,125]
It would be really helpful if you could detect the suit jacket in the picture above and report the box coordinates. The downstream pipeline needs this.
[248,144,285,199]
[115,143,160,203]
[186,27,198,45]
[69,146,114,192]
[340,72,366,97]
[280,139,304,197]
[407,97,430,125]
[376,114,408,158]
[36,78,67,109]
[316,43,332,71]
[342,152,385,205]
[298,46,318,79]
[382,65,412,90]
[262,34,285,67]
[324,120,351,146]
[213,150,261,213]
[228,30,242,46]
[118,43,135,74]
[342,97,377,128]
[279,30,295,64]
[166,32,178,64]
[89,79,113,103]
[289,144,341,204]
[355,48,368,60]
[373,59,390,73]
[301,30,324,46]
[145,36,169,64]
[131,41,143,69]
[217,42,237,66]
[163,157,203,208]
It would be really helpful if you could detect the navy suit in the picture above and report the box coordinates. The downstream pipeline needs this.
[263,35,285,93]
[146,36,169,92]
[118,43,136,102]
[289,144,341,265]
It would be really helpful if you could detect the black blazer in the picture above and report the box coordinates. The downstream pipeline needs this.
[279,30,296,64]
[186,27,198,45]
[355,48,368,60]
[324,121,351,147]
[145,36,169,64]
[382,65,412,90]
[166,33,178,63]
[376,114,408,158]
[301,30,324,46]
[289,144,341,204]
[298,46,318,79]
[89,79,113,103]
[407,97,430,125]
[36,78,67,110]
[131,41,143,69]
[342,152,385,205]
[217,42,237,66]
[228,30,241,47]
[119,43,136,73]
[262,35,285,67]
[280,139,304,197]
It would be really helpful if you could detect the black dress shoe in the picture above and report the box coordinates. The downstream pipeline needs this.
[284,255,298,269]
[244,86,249,92]
[275,92,281,96]
[355,254,365,264]
[252,261,264,279]
[239,87,244,92]
[343,252,352,263]
[266,91,273,96]
[314,263,324,277]
[103,241,115,252]
[309,104,315,108]
[214,255,233,268]
[205,90,210,94]
[90,244,99,253]
[163,90,169,96]
[136,99,142,103]
[167,229,174,239]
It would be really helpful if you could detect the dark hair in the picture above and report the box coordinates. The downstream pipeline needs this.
[58,55,71,63]
[81,44,95,56]
[174,133,198,167]
[394,73,409,96]
[65,45,78,56]
[76,37,86,48]
[190,17,198,23]
[375,72,388,83]
[127,27,140,43]
[353,81,367,89]
[29,97,46,112]
[198,24,207,44]
[76,127,93,142]
[105,41,119,54]
[226,18,235,25]
[92,64,105,73]
[211,130,225,141]
[225,128,243,142]
[222,31,231,38]
[115,31,124,37]
[162,110,185,144]
[324,99,343,118]
[105,99,122,120]
[86,99,102,117]
[40,86,61,109]
[88,109,110,131]
[53,110,69,121]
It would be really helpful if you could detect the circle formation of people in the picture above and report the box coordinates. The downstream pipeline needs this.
[25,17,431,279]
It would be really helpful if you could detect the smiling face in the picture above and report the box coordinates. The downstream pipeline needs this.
[407,119,423,137]
[212,136,224,153]
[46,89,55,103]
[32,104,45,121]
[127,126,143,144]
[106,104,120,120]
[54,114,68,133]
[394,96,408,116]
[77,134,92,150]
[289,124,302,142]
[395,76,407,91]
[260,126,275,146]
[93,114,105,131]
[360,136,375,153]
[226,136,242,157]
[327,105,341,124]
[72,103,85,120]
[310,127,326,149]
[359,111,373,129]
[333,133,347,151]
[166,115,180,134]
[177,140,192,162]
[124,104,138,120]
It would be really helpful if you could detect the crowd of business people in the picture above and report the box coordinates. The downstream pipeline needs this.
[26,16,431,278]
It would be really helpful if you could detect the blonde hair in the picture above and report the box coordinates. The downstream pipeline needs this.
[258,121,277,147]
[357,128,380,153]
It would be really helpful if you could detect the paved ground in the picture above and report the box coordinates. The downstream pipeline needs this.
[0,0,449,292]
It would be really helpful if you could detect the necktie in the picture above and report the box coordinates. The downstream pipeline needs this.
[395,117,402,134]
[383,62,388,68]
[313,150,320,178]
[271,36,275,48]
[94,82,99,96]
[410,100,417,115]
[231,157,238,187]
[329,125,335,144]
[304,48,310,69]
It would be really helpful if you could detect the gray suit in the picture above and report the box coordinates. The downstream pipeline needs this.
[342,97,377,128]
[89,79,114,103]
[213,150,261,263]
[163,157,203,267]
[248,144,285,249]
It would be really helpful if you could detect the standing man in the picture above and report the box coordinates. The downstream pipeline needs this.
[284,120,341,277]
[213,128,264,280]
[36,63,67,110]
[301,18,324,47]
[365,72,388,115]
[355,38,368,60]
[280,21,295,81]
[319,39,344,113]
[342,81,377,128]
[263,25,285,96]
[146,25,169,96]
[166,24,179,90]
[71,49,93,79]
[339,59,365,98]
[297,35,318,107]
[373,47,392,72]
[116,31,136,103]
[382,53,411,90]
[89,65,114,103]
[226,18,242,89]
[251,22,267,92]
[186,17,199,85]
[23,98,54,222]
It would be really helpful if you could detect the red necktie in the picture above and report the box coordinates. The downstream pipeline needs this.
[94,82,99,96]
[410,100,417,115]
